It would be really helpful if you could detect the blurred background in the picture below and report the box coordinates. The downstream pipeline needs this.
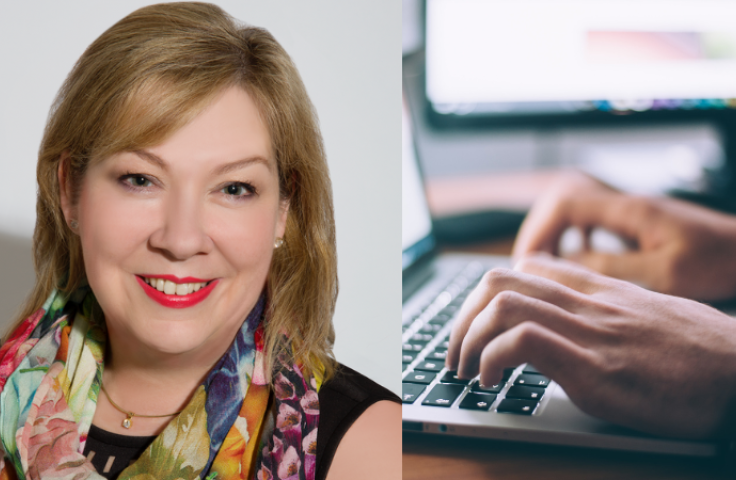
[0,1,400,393]
[404,0,736,247]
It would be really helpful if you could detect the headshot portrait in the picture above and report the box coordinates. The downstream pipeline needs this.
[0,2,400,479]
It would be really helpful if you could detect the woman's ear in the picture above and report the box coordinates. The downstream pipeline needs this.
[276,199,289,238]
[58,151,77,230]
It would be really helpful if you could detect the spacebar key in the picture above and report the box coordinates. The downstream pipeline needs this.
[422,384,465,407]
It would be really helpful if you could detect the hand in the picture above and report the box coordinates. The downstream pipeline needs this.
[512,171,736,301]
[446,253,736,439]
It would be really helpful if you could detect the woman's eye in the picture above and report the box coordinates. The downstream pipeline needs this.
[223,183,255,197]
[123,175,152,188]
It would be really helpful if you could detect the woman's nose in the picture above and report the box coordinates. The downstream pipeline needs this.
[148,191,214,260]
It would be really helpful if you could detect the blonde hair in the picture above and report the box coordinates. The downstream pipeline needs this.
[11,2,337,379]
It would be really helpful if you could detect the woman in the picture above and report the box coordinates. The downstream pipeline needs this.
[0,3,399,479]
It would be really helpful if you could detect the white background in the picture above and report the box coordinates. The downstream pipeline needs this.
[0,1,400,393]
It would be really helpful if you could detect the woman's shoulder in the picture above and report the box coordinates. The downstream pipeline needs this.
[319,364,398,409]
[315,364,400,480]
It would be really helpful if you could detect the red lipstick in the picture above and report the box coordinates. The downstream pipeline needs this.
[136,276,218,308]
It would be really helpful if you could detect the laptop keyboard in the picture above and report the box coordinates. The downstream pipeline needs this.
[402,263,551,416]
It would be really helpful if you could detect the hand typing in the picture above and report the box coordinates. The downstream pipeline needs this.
[446,254,736,439]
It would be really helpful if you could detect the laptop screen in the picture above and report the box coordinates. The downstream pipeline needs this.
[427,0,736,117]
[402,99,435,271]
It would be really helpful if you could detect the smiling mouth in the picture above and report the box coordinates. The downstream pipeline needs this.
[135,275,218,308]
[140,276,214,296]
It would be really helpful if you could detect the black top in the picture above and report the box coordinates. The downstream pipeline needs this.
[83,364,399,479]
[315,364,400,480]
[84,425,154,478]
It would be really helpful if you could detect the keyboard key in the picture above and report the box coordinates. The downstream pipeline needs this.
[440,370,471,385]
[459,393,496,411]
[441,305,459,316]
[497,399,538,415]
[404,371,436,385]
[515,374,550,388]
[420,324,442,334]
[429,315,451,326]
[402,383,427,404]
[505,385,545,401]
[402,362,410,372]
[402,353,417,363]
[422,384,465,407]
[522,364,541,374]
[449,298,465,308]
[402,343,425,352]
[414,361,444,372]
[426,351,447,361]
[411,333,433,342]
[472,382,503,394]
[501,367,516,382]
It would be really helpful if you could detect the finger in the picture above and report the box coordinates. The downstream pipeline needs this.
[477,321,593,393]
[511,172,608,258]
[513,188,641,261]
[512,197,572,259]
[446,267,588,371]
[455,291,583,379]
[514,253,617,295]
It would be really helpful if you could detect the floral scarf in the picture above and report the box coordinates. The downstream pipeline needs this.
[0,286,321,480]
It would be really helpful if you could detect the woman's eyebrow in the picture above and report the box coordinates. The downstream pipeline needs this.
[133,150,167,170]
[131,150,273,175]
[212,156,273,175]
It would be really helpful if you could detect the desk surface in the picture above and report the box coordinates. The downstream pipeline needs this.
[404,236,733,479]
[403,432,732,480]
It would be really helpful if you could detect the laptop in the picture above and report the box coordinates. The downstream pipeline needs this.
[401,99,721,456]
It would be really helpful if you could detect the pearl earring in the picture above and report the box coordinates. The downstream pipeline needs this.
[70,220,79,229]
[274,237,284,248]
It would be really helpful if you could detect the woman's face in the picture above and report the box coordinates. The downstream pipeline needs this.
[62,86,287,358]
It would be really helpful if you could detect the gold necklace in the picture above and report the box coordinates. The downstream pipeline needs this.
[100,381,183,429]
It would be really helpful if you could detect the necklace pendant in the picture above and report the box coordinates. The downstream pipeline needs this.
[122,414,133,429]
